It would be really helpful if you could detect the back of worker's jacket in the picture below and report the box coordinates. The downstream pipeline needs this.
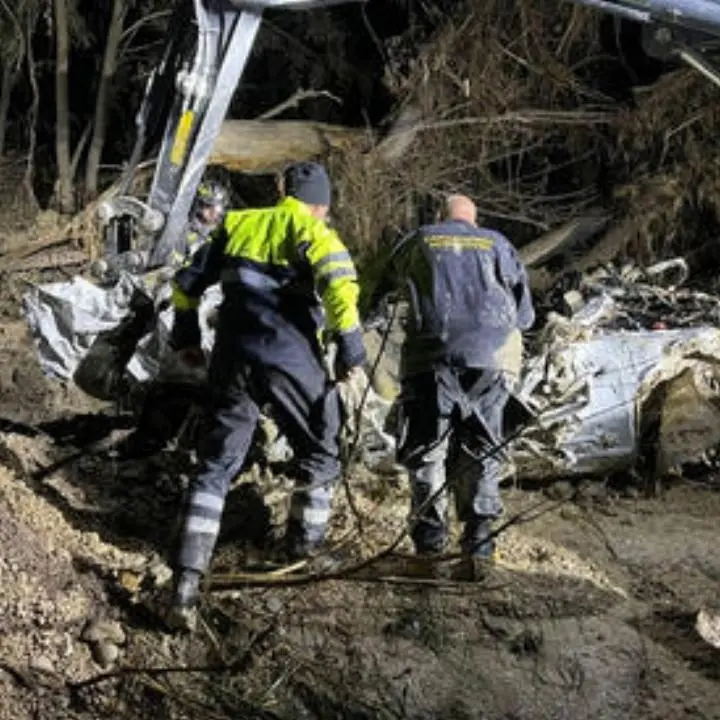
[170,197,365,370]
[397,219,535,374]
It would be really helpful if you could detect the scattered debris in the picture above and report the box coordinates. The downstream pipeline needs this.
[19,253,720,484]
[511,259,720,479]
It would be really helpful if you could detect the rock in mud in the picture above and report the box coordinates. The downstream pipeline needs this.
[92,641,120,668]
[696,607,720,649]
[81,619,126,646]
[545,480,574,501]
[29,655,54,674]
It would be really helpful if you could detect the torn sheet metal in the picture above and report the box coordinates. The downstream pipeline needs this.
[510,327,720,479]
[510,257,720,478]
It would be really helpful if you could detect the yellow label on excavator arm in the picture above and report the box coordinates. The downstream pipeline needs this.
[170,110,195,166]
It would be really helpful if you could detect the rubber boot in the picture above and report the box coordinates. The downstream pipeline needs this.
[165,568,201,633]
[413,535,447,556]
[282,518,325,562]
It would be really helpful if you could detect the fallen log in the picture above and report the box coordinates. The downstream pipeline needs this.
[209,103,424,173]
[527,215,639,293]
[209,120,366,173]
[518,212,611,268]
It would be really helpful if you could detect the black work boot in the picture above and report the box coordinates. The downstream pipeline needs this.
[412,523,447,557]
[282,523,324,562]
[462,518,496,559]
[281,520,346,572]
[414,539,446,556]
[165,568,201,633]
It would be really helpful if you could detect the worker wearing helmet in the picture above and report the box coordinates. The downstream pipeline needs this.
[165,161,366,631]
[108,181,229,458]
[170,181,229,266]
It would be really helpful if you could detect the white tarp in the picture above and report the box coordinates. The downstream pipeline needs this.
[22,271,222,386]
[20,271,394,470]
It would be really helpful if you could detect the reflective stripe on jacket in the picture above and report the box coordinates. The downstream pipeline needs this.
[170,197,365,368]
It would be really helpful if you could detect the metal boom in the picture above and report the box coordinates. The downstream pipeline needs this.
[98,0,364,275]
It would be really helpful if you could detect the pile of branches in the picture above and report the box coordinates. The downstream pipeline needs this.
[329,0,720,268]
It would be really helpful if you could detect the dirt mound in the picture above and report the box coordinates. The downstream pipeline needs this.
[0,431,156,720]
[0,406,720,719]
[0,321,105,426]
[0,463,143,720]
[0,482,92,720]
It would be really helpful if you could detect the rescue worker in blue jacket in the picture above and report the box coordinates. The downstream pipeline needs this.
[166,162,366,628]
[394,194,535,558]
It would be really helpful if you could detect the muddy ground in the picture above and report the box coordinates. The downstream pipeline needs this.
[1,299,719,719]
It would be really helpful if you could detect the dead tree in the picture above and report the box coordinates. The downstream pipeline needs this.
[84,0,126,201]
[53,0,73,214]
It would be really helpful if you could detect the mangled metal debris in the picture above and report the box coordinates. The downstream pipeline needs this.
[19,256,720,480]
[511,326,720,479]
[510,258,720,479]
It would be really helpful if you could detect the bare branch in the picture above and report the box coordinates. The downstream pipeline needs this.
[255,88,342,121]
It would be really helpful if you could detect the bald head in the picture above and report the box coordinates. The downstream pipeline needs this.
[445,194,477,225]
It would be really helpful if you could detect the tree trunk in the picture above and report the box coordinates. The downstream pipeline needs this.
[208,110,425,173]
[22,8,39,208]
[209,119,365,173]
[84,0,125,201]
[53,0,74,214]
[0,62,15,157]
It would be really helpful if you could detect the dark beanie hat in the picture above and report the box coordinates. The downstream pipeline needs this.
[284,161,331,207]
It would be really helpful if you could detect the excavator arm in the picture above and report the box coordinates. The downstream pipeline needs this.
[96,0,364,278]
[564,0,720,82]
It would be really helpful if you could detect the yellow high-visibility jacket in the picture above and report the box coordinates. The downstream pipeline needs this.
[170,197,366,370]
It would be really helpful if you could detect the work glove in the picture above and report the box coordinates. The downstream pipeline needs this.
[158,346,207,385]
[170,308,202,353]
[334,329,367,381]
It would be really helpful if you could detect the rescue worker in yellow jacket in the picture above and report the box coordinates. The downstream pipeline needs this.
[166,162,366,627]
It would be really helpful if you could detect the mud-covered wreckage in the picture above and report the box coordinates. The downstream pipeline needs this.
[21,250,720,482]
